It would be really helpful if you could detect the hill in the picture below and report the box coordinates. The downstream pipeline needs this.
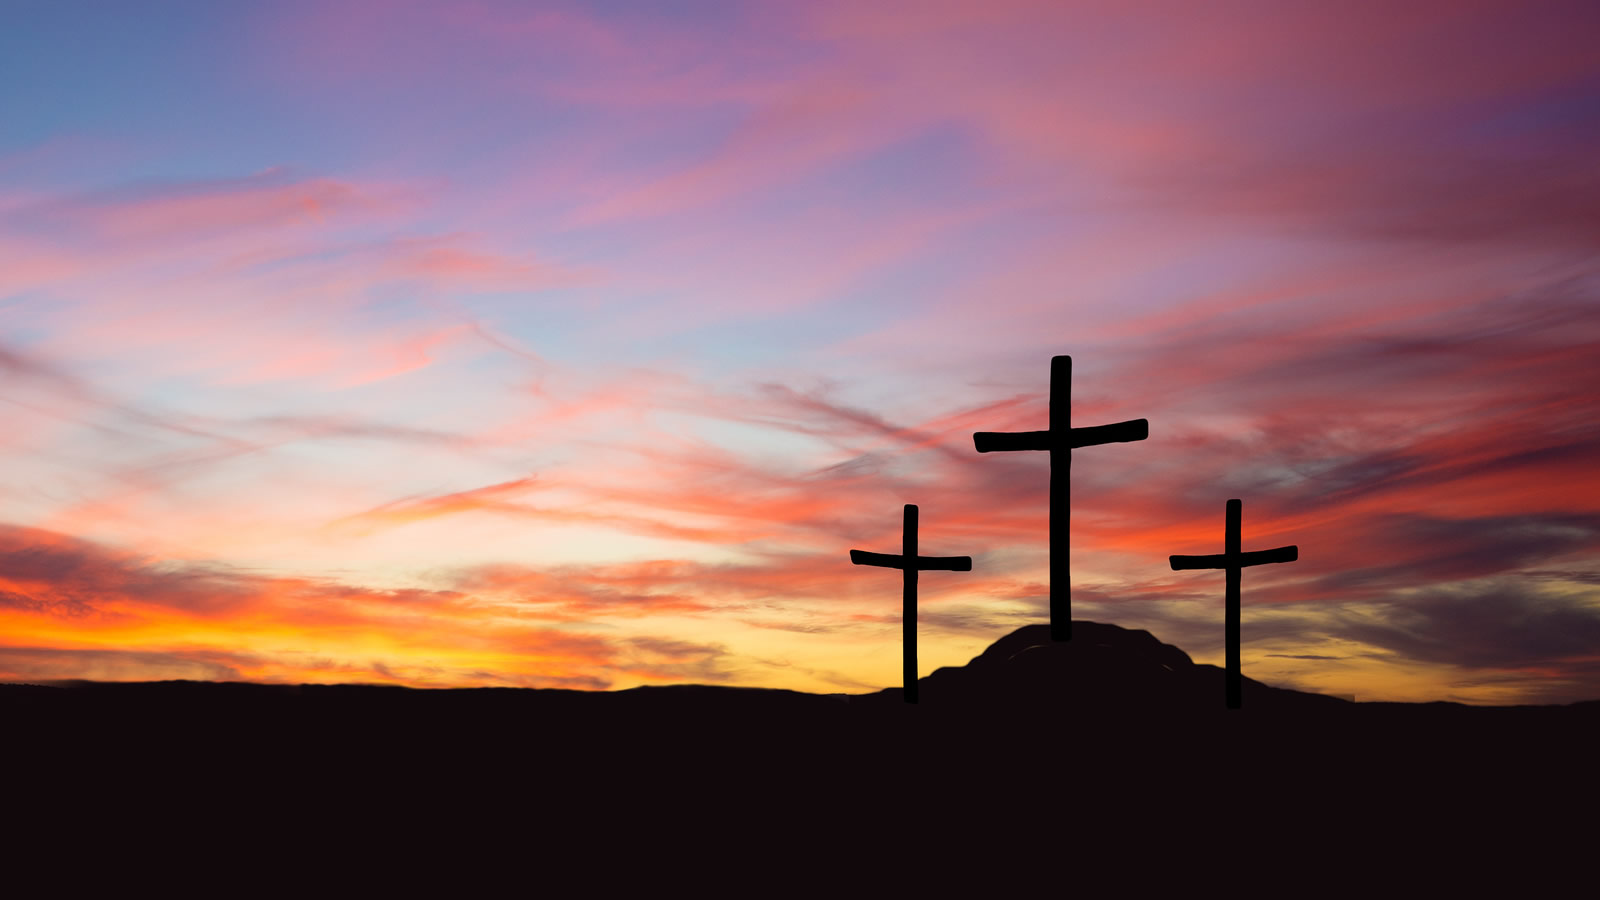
[5,619,1589,872]
[6,620,1591,772]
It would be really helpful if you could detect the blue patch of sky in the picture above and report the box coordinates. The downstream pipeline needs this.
[452,287,604,366]
[1452,80,1600,150]
[0,1,571,185]
[777,121,986,216]
[524,104,756,242]
[581,125,993,372]
[0,2,296,177]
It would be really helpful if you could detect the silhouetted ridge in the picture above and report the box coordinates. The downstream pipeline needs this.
[857,620,1350,713]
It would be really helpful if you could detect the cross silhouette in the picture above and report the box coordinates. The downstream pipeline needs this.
[972,355,1148,641]
[1169,499,1298,709]
[850,504,972,703]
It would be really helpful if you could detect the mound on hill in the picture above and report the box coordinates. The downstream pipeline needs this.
[850,620,1352,713]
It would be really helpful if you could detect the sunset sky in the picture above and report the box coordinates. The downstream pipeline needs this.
[3,0,1598,704]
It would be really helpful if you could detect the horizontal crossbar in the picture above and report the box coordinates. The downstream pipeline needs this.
[973,419,1149,453]
[973,431,1048,453]
[850,550,973,571]
[1071,418,1148,448]
[1169,545,1299,570]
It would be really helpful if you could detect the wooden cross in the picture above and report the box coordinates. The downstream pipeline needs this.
[972,355,1148,641]
[850,504,972,704]
[1169,499,1298,709]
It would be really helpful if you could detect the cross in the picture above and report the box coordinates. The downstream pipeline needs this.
[973,355,1147,641]
[1169,499,1298,709]
[850,504,972,704]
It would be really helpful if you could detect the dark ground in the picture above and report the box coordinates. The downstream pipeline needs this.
[5,622,1592,880]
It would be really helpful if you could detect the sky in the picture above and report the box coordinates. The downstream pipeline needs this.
[2,0,1598,704]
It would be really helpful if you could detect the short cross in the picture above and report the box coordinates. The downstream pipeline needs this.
[1169,499,1298,709]
[850,504,972,704]
[973,355,1148,641]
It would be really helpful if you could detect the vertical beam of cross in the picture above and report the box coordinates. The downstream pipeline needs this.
[1169,499,1299,709]
[850,504,973,703]
[973,355,1148,641]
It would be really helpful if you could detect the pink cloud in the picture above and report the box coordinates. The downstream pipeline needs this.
[2,170,588,392]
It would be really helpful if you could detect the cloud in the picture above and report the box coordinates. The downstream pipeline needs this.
[12,170,387,246]
[1265,654,1346,661]
[1522,570,1600,586]
[0,522,752,690]
[446,562,716,619]
[2,168,587,394]
[1310,513,1600,594]
[1331,582,1600,673]
[0,524,258,617]
[0,647,247,683]
[620,636,735,683]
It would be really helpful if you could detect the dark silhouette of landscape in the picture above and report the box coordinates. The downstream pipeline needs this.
[10,620,1592,769]
[7,617,1590,871]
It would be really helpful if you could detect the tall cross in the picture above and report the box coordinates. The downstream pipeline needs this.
[973,355,1148,641]
[850,504,972,704]
[1169,499,1298,709]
